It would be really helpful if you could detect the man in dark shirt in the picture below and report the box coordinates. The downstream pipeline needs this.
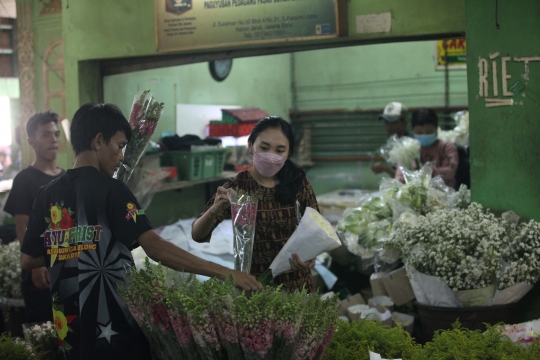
[20,103,261,360]
[4,111,65,324]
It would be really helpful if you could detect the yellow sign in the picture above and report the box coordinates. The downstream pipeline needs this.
[154,0,346,52]
[436,38,467,69]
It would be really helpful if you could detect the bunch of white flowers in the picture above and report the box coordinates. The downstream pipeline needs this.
[387,136,421,168]
[0,241,22,299]
[386,202,506,291]
[23,321,61,355]
[498,220,540,290]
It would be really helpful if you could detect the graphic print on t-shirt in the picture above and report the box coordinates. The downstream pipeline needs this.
[125,202,145,223]
[43,200,101,267]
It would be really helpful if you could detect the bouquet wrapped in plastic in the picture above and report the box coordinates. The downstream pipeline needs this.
[229,190,259,274]
[379,135,421,169]
[258,207,341,285]
[120,260,340,360]
[236,288,276,360]
[272,289,306,359]
[114,90,164,184]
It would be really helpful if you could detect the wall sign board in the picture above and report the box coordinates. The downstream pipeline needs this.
[154,0,347,52]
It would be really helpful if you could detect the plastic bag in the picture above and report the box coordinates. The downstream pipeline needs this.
[438,110,469,147]
[228,189,258,274]
[379,135,421,169]
[114,90,164,183]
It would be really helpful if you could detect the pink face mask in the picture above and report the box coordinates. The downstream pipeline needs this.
[252,152,287,177]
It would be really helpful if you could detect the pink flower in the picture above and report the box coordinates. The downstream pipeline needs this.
[147,298,170,331]
[169,311,193,347]
[188,311,221,352]
[239,319,274,358]
[216,309,239,346]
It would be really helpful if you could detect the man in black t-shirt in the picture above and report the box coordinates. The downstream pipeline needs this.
[20,103,261,360]
[4,111,65,324]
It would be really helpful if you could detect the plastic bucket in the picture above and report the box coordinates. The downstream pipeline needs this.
[415,300,523,343]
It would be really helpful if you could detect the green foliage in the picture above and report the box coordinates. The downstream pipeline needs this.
[325,320,540,360]
[0,333,37,360]
[410,323,540,360]
[325,319,418,360]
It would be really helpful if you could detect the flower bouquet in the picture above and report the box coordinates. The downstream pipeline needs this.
[494,219,540,304]
[0,241,23,301]
[258,208,341,285]
[184,279,225,359]
[114,90,164,184]
[210,278,244,360]
[272,289,306,359]
[379,134,421,169]
[293,292,338,360]
[236,288,276,360]
[386,202,506,306]
[229,190,258,274]
[120,260,181,360]
[23,321,63,360]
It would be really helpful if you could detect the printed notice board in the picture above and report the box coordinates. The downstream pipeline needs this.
[155,0,347,52]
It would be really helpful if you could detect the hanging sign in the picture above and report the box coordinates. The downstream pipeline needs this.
[436,38,467,70]
[154,0,347,52]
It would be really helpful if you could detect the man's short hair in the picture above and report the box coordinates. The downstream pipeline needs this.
[411,108,439,128]
[26,111,59,138]
[70,103,132,155]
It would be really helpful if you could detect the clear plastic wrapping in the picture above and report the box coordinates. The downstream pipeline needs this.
[229,190,258,274]
[114,90,164,184]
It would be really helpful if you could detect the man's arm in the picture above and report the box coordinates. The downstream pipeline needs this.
[371,162,396,177]
[15,214,50,289]
[137,229,261,291]
[14,214,29,245]
[20,253,45,270]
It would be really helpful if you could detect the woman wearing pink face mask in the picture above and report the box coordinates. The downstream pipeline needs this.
[192,116,319,292]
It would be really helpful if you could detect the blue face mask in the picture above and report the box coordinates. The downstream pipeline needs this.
[415,134,438,147]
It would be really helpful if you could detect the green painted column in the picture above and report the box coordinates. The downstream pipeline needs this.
[465,0,540,221]
[465,0,540,321]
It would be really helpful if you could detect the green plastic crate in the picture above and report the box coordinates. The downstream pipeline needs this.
[160,148,228,181]
[160,151,203,181]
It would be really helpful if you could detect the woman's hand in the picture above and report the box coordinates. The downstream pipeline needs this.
[288,253,316,272]
[208,186,234,218]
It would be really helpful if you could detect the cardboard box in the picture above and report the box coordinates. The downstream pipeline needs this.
[380,267,416,306]
[337,293,365,317]
[370,272,389,297]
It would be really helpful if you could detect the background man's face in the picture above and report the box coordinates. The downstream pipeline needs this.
[384,119,408,137]
[28,122,60,161]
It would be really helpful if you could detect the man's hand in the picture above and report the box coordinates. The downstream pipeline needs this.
[31,267,50,290]
[225,270,263,291]
[371,162,388,174]
[371,162,396,177]
[289,253,316,273]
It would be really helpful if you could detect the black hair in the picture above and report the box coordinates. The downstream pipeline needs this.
[411,108,439,128]
[26,111,59,138]
[248,116,305,204]
[70,103,132,155]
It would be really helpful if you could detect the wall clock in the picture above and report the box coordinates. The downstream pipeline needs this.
[209,59,233,82]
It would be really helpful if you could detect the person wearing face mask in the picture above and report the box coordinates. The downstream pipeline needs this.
[395,108,459,188]
[192,116,319,292]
